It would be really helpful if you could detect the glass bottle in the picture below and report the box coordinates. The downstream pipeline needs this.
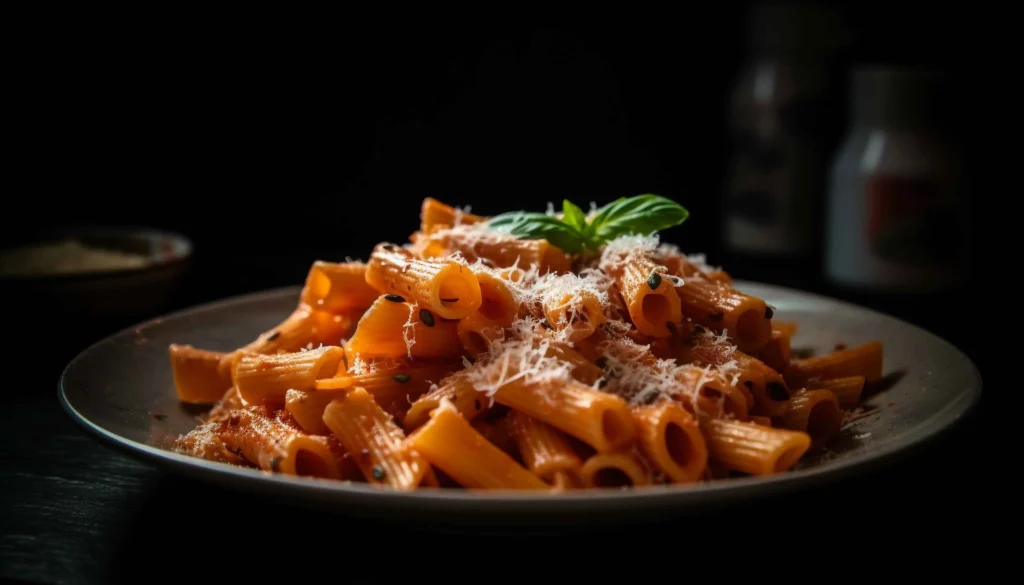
[722,3,849,285]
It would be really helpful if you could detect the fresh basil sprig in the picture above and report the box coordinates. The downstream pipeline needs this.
[486,194,689,254]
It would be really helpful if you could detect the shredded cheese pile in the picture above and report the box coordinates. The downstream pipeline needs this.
[407,229,744,413]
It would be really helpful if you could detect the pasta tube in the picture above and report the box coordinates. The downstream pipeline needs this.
[703,419,810,475]
[169,344,232,404]
[234,346,345,406]
[322,388,433,490]
[632,401,708,483]
[365,243,482,319]
[408,403,548,490]
[580,451,652,488]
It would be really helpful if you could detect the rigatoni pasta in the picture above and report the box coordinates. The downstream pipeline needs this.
[408,401,548,490]
[322,388,434,490]
[170,195,887,491]
[365,243,482,319]
[580,450,653,488]
[300,260,381,314]
[508,411,584,487]
[233,345,345,406]
[169,344,232,404]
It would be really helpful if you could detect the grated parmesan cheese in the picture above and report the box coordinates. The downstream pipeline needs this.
[462,337,575,398]
[598,233,662,275]
[402,302,417,359]
[347,355,372,375]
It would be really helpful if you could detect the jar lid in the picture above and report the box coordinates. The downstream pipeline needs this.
[748,3,851,55]
[852,66,950,128]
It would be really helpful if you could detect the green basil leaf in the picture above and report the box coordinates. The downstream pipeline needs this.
[487,211,585,254]
[561,199,588,233]
[588,194,689,242]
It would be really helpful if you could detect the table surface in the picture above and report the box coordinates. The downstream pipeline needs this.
[1,252,991,584]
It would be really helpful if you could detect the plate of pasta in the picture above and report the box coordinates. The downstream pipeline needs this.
[59,196,981,519]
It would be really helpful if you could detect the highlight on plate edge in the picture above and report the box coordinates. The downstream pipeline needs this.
[168,195,884,491]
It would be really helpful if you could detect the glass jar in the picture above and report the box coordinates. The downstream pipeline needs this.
[824,67,969,292]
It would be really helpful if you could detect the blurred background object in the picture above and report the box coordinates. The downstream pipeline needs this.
[722,2,851,286]
[825,67,969,293]
[1,227,192,323]
[2,5,979,346]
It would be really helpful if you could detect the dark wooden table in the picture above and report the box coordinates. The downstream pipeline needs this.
[1,253,990,584]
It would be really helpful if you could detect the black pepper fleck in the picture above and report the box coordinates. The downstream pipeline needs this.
[371,466,385,480]
[384,294,406,303]
[666,321,677,334]
[647,271,662,290]
[393,373,411,383]
[419,309,435,327]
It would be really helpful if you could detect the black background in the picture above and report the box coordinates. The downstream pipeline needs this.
[2,4,993,583]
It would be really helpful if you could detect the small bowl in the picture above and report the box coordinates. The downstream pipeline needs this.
[0,226,193,319]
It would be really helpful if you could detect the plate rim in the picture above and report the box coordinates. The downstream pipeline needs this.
[58,281,983,511]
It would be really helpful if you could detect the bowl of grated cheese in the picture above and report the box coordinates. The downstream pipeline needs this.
[0,227,193,318]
